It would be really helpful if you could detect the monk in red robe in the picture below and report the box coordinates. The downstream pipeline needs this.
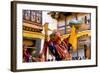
[48,31,72,60]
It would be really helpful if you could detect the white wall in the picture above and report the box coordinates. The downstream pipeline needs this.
[0,0,99,73]
[42,11,57,34]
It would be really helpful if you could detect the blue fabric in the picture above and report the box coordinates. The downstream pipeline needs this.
[48,42,62,61]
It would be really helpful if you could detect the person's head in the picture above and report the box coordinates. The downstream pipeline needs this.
[55,31,61,38]
[50,33,55,41]
[50,30,62,44]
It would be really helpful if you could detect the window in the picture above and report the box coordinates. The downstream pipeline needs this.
[23,10,42,24]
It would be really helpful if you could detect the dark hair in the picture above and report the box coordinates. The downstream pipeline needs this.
[50,33,55,40]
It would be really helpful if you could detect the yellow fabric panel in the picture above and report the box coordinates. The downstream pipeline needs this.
[23,31,45,39]
[69,25,77,52]
[77,30,91,37]
[62,30,91,39]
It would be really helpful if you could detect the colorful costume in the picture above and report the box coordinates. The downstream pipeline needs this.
[48,36,70,60]
[48,40,62,61]
[23,49,30,62]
